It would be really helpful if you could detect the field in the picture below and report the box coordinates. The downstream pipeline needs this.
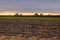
[0,16,60,21]
[0,20,60,40]
[0,16,60,40]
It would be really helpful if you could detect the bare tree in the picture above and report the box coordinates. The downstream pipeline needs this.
[20,14,23,16]
[48,14,51,16]
[15,13,19,16]
[34,13,39,16]
[40,13,43,16]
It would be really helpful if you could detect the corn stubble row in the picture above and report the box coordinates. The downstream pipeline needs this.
[0,20,60,40]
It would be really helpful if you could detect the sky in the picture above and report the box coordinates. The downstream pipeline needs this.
[0,0,60,13]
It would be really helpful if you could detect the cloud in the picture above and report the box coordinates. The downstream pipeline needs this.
[0,0,60,12]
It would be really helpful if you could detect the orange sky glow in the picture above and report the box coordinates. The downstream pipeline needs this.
[0,11,60,15]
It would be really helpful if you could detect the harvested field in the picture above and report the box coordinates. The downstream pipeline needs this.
[0,20,60,40]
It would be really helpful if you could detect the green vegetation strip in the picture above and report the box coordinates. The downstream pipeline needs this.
[0,17,60,21]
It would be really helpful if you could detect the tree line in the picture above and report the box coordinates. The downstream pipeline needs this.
[15,13,60,17]
[15,13,43,16]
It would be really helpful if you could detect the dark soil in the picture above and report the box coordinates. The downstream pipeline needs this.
[0,20,60,38]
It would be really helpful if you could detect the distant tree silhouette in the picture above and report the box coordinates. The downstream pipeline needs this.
[40,13,43,16]
[15,13,19,16]
[48,14,51,16]
[34,13,39,16]
[20,14,23,16]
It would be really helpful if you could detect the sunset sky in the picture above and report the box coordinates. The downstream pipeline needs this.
[0,0,60,14]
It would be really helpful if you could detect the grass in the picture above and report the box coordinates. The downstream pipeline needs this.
[0,16,60,21]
